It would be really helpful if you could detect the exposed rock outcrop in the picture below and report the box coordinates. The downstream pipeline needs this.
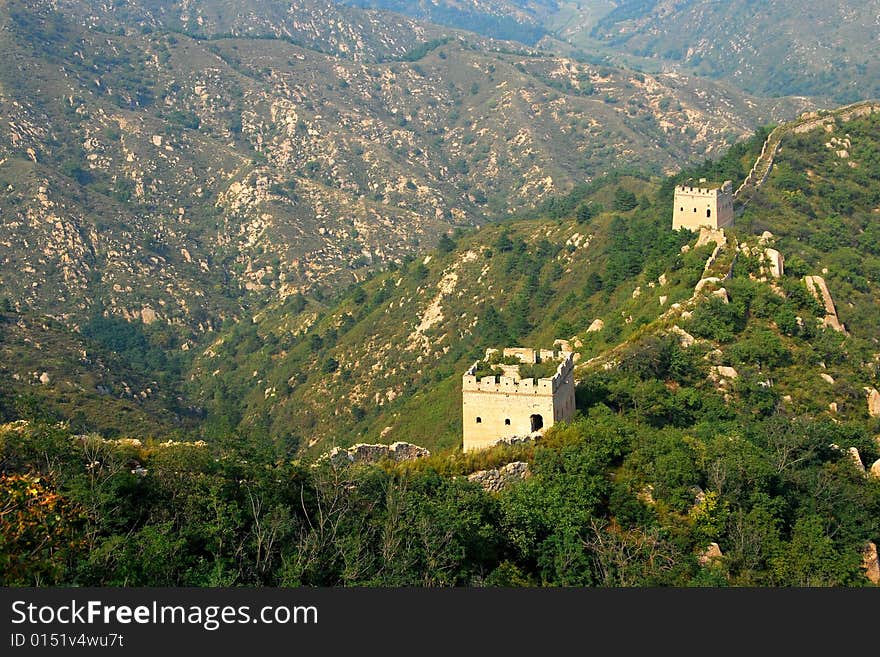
[669,325,695,348]
[694,277,721,295]
[848,447,865,472]
[587,319,605,333]
[711,287,729,304]
[554,338,573,353]
[323,441,430,466]
[637,484,655,506]
[866,387,880,418]
[710,366,739,381]
[140,306,159,324]
[804,275,846,334]
[863,542,880,585]
[468,461,531,492]
[762,248,784,279]
[698,542,724,566]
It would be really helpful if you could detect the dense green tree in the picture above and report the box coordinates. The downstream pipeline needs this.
[437,233,456,254]
[771,515,861,586]
[613,187,638,212]
[687,296,744,342]
[575,202,595,224]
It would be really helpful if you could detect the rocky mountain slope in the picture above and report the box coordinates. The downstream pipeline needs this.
[7,107,878,590]
[340,0,558,44]
[1,0,808,325]
[322,1,880,103]
[2,1,878,592]
[53,0,444,61]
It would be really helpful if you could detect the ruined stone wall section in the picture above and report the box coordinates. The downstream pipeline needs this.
[539,348,557,362]
[463,353,575,395]
[736,101,880,209]
[502,347,538,363]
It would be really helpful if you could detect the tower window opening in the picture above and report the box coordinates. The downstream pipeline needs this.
[707,208,712,218]
[530,414,544,431]
[504,418,511,426]
[476,417,482,424]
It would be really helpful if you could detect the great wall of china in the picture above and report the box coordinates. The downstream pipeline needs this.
[734,100,880,210]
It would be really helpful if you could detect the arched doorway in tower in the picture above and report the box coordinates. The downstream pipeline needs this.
[530,414,544,432]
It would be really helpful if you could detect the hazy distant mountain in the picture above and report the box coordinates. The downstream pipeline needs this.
[341,0,557,44]
[583,0,880,101]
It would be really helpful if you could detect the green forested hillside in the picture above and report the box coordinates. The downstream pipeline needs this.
[188,109,880,459]
[186,171,691,456]
[3,109,880,588]
[1,0,817,436]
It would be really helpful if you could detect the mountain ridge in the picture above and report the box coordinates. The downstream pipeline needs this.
[182,105,880,459]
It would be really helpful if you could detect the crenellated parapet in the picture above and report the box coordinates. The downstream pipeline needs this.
[462,352,575,395]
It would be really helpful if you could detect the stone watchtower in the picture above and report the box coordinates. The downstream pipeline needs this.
[673,179,734,231]
[461,348,576,452]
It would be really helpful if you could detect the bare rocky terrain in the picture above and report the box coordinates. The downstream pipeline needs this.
[0,0,812,331]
